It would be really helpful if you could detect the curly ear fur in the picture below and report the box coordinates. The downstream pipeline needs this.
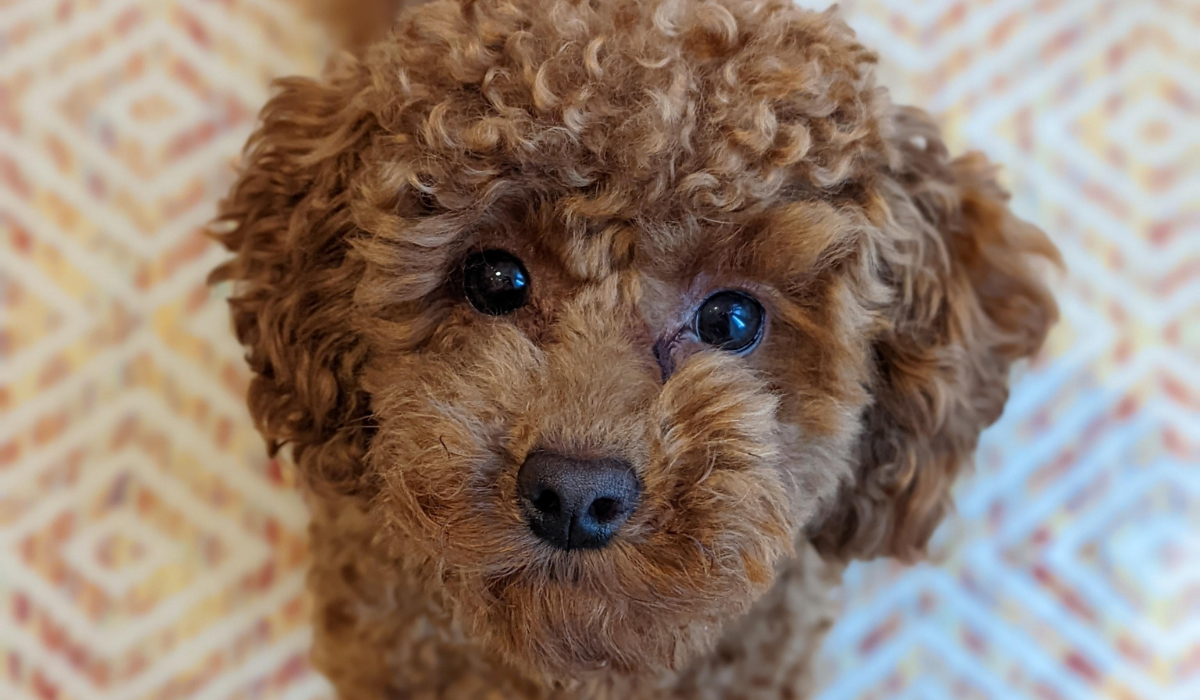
[208,57,378,495]
[812,107,1061,561]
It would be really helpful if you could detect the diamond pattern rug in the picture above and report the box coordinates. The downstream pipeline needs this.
[1,1,1196,699]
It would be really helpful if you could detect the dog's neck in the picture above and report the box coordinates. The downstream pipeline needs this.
[304,491,841,699]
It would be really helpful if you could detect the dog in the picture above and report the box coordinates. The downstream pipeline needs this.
[209,0,1059,697]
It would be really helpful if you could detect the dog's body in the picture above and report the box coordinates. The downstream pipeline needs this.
[211,0,1058,697]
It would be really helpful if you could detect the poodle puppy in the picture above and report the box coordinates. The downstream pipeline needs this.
[209,0,1059,697]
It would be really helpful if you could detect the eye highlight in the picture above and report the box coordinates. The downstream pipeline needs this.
[694,291,764,353]
[462,250,530,315]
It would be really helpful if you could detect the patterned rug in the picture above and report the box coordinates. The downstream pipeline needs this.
[1,1,1196,699]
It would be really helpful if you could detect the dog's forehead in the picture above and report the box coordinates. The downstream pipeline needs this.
[472,188,867,284]
[364,0,891,263]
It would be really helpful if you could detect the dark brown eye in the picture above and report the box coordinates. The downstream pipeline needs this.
[462,250,530,315]
[695,291,764,353]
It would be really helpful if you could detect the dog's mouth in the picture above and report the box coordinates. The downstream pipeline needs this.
[369,450,794,680]
[370,443,794,681]
[439,485,793,681]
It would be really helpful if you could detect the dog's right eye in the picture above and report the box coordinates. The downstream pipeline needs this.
[461,250,530,315]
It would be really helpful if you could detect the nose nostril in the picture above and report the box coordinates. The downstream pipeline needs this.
[589,497,620,524]
[532,489,560,515]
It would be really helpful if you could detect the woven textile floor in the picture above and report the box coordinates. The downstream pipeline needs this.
[1,1,1196,699]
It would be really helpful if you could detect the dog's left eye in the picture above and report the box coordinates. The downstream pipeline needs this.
[461,249,530,315]
[695,291,764,353]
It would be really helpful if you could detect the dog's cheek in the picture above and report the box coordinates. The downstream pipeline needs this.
[751,276,876,531]
[655,356,795,572]
[450,562,724,682]
[564,354,793,660]
[367,385,492,559]
[364,325,544,564]
[651,351,783,490]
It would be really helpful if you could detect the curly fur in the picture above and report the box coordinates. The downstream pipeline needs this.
[209,0,1059,697]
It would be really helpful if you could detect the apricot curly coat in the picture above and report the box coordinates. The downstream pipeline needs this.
[209,0,1059,697]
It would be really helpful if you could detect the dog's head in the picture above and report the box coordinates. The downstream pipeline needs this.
[211,0,1057,684]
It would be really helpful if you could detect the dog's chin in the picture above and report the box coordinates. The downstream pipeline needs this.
[441,535,788,683]
[432,472,796,682]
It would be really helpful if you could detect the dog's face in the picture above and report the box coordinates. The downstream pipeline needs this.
[361,195,869,678]
[212,0,1058,684]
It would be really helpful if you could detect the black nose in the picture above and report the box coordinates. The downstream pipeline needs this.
[517,451,640,551]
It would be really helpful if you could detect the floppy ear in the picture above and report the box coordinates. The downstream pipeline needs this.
[208,57,378,495]
[812,107,1060,561]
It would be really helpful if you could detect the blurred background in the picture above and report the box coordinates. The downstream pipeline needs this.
[0,0,1195,699]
